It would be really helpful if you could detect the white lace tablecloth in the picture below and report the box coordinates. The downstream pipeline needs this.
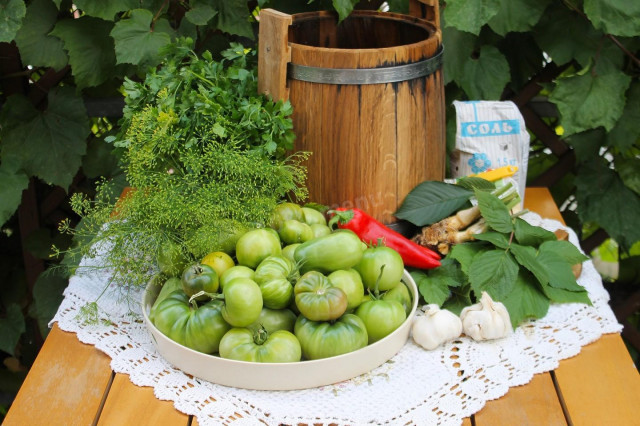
[51,212,622,426]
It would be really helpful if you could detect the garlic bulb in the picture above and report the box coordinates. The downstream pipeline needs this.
[412,304,462,350]
[460,292,512,341]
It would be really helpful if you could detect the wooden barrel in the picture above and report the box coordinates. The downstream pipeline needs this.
[259,2,445,223]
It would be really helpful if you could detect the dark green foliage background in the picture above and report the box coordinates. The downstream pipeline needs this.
[0,0,638,413]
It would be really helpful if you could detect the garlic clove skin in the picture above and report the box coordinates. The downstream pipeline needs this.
[460,292,512,341]
[412,304,462,350]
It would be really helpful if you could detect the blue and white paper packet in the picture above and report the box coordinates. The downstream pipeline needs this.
[451,100,530,201]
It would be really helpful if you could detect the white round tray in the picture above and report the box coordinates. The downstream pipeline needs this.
[141,270,418,390]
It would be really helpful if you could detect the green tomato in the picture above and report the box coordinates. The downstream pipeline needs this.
[221,278,263,327]
[358,246,404,292]
[219,328,301,363]
[181,264,219,301]
[302,207,327,226]
[157,241,188,277]
[294,271,348,321]
[310,223,332,239]
[294,229,364,274]
[279,219,314,244]
[355,299,406,344]
[254,255,298,309]
[152,291,231,354]
[219,265,255,290]
[382,281,413,315]
[149,277,182,323]
[236,228,282,269]
[247,307,297,334]
[281,243,301,263]
[327,269,364,311]
[294,314,368,360]
[271,202,305,231]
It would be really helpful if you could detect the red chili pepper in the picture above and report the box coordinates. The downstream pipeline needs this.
[328,208,441,269]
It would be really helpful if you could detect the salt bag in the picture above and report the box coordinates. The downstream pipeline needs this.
[450,101,530,201]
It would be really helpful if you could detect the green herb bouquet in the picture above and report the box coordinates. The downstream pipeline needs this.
[56,39,308,293]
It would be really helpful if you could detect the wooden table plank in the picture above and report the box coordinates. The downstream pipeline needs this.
[524,187,564,223]
[474,373,567,425]
[97,374,190,425]
[3,324,113,426]
[554,333,640,425]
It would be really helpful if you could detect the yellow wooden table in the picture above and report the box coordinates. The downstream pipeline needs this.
[4,188,640,426]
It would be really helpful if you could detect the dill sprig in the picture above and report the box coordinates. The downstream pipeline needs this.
[55,38,308,299]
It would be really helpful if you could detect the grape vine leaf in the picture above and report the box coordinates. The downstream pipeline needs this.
[31,268,68,338]
[606,81,640,152]
[488,0,551,36]
[0,303,26,356]
[185,2,217,26]
[14,0,68,70]
[394,181,472,226]
[0,0,26,42]
[575,158,640,250]
[566,129,605,165]
[441,24,476,86]
[533,3,602,68]
[501,270,549,328]
[617,157,640,196]
[386,0,409,14]
[212,0,253,39]
[468,249,519,300]
[0,87,90,190]
[443,0,501,35]
[460,45,510,100]
[332,0,359,23]
[549,68,631,136]
[50,16,116,89]
[73,0,139,21]
[0,166,29,226]
[110,9,172,68]
[584,0,640,37]
[83,137,121,179]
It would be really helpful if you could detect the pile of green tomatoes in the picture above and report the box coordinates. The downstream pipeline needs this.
[149,203,413,363]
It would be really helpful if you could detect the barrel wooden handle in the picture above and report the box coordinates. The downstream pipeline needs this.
[258,9,292,102]
[409,0,440,28]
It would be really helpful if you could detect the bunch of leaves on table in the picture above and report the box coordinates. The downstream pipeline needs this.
[396,178,591,328]
[54,38,308,307]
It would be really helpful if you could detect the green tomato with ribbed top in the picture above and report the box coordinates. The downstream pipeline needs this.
[254,255,298,309]
[221,277,263,327]
[152,291,231,354]
[294,271,348,321]
[294,314,368,360]
[219,327,301,363]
